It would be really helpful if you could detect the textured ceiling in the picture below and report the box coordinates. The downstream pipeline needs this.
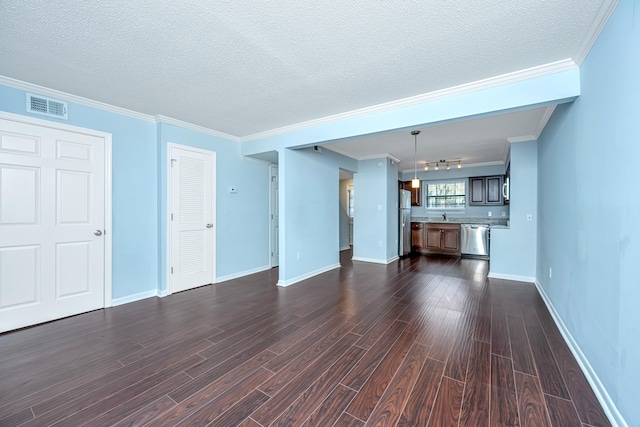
[0,0,607,139]
[326,107,551,172]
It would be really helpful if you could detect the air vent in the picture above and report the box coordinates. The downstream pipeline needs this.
[26,93,68,119]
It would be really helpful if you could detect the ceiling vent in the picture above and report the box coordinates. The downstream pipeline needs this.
[26,93,68,119]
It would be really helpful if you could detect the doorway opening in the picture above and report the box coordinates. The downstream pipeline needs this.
[339,169,354,265]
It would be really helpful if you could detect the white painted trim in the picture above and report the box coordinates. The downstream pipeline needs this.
[400,160,505,174]
[0,75,155,123]
[0,111,114,308]
[352,256,397,265]
[487,272,536,283]
[507,135,537,144]
[166,143,217,295]
[269,164,279,268]
[534,105,557,139]
[573,0,620,66]
[339,245,351,251]
[534,281,627,427]
[276,263,341,287]
[154,115,240,142]
[216,265,271,283]
[112,290,159,307]
[240,59,578,143]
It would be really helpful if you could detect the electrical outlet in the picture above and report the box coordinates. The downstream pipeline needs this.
[378,241,383,247]
[488,211,492,217]
[378,205,382,211]
[549,267,552,278]
[527,214,533,221]
[502,212,506,217]
[297,252,301,260]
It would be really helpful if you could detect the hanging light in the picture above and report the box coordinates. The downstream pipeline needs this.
[424,163,429,171]
[411,130,421,188]
[457,160,462,169]
[446,162,450,170]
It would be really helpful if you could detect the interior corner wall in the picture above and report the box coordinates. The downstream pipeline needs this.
[386,160,399,260]
[536,2,639,424]
[278,148,357,285]
[489,140,537,280]
[0,84,159,300]
[353,158,391,262]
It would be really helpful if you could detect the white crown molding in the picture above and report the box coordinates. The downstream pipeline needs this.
[239,59,578,143]
[399,160,505,174]
[0,75,156,123]
[573,0,620,66]
[323,145,400,164]
[534,105,557,138]
[154,115,239,142]
[507,135,537,144]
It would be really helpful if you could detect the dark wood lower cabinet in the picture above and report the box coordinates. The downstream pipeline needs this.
[412,222,461,256]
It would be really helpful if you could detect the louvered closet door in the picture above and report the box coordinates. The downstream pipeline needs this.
[0,118,105,332]
[169,145,215,293]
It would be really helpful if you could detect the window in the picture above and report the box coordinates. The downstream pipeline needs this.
[426,181,466,209]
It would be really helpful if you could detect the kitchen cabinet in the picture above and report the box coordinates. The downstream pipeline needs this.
[468,175,504,206]
[411,222,424,251]
[412,222,461,256]
[402,181,421,206]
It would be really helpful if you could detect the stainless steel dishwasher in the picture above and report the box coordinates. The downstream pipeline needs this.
[461,224,489,258]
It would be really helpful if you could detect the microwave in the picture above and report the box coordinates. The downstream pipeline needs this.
[502,177,510,201]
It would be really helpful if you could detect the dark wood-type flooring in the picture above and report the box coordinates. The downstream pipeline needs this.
[0,251,611,426]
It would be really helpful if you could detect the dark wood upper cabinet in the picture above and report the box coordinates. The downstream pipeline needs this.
[401,181,421,206]
[468,175,504,206]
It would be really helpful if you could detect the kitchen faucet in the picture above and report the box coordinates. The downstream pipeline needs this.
[442,213,447,221]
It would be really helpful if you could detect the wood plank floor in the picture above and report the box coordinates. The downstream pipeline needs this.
[0,251,611,427]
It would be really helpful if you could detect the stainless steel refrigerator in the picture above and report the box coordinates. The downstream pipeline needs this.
[399,190,411,257]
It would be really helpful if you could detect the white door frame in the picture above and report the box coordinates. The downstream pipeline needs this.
[0,111,113,307]
[166,142,216,295]
[269,164,278,267]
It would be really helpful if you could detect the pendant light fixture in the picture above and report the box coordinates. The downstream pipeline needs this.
[411,130,421,188]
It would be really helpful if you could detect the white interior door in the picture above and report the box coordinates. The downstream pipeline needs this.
[270,165,279,267]
[0,118,106,333]
[169,145,215,293]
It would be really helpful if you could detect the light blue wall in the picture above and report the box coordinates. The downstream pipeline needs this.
[386,159,399,259]
[242,68,580,157]
[536,2,639,424]
[0,84,158,299]
[0,84,273,300]
[278,147,357,284]
[490,140,537,279]
[157,123,270,290]
[353,158,392,262]
[401,164,509,219]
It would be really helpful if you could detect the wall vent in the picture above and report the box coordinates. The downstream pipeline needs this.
[26,93,68,119]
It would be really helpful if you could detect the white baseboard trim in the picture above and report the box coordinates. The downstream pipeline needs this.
[487,272,536,283]
[158,290,168,298]
[112,290,160,306]
[534,281,627,427]
[352,256,398,265]
[339,245,351,251]
[216,264,271,283]
[277,263,341,287]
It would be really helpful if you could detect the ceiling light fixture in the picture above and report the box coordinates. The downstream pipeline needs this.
[446,162,450,170]
[457,161,462,169]
[435,163,439,171]
[422,159,462,171]
[411,130,421,188]
[424,163,429,171]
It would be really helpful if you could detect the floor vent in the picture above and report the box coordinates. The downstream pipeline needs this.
[26,93,68,119]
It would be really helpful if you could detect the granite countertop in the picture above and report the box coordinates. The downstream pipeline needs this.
[411,216,509,226]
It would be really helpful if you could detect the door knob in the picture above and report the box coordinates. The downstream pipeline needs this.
[206,224,213,228]
[94,230,103,236]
